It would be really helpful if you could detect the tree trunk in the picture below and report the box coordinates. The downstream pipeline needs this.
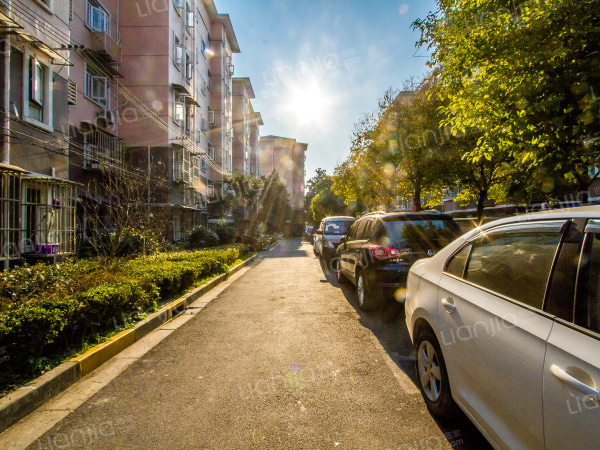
[476,191,486,225]
[413,187,422,211]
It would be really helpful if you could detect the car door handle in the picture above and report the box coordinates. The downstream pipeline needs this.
[441,298,456,312]
[550,364,600,400]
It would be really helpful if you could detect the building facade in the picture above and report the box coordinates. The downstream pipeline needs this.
[232,77,262,177]
[0,0,77,269]
[259,135,307,234]
[119,0,239,238]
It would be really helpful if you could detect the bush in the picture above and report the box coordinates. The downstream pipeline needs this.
[186,225,219,249]
[0,246,245,393]
[91,228,162,258]
[212,222,236,245]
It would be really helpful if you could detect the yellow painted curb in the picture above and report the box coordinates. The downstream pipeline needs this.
[70,328,136,377]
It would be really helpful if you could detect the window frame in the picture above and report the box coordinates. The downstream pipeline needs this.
[174,35,184,67]
[86,1,110,34]
[443,220,567,312]
[85,65,109,107]
[23,52,53,130]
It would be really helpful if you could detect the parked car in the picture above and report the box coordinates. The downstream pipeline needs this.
[405,206,600,449]
[314,216,355,262]
[336,211,460,310]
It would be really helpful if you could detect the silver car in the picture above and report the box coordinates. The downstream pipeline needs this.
[405,206,600,449]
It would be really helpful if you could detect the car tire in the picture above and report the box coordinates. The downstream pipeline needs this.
[356,271,379,311]
[336,259,347,285]
[415,327,459,417]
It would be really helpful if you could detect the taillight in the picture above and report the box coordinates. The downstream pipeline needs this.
[369,245,400,260]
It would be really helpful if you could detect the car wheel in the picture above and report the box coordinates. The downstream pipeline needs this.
[356,271,379,311]
[415,327,459,417]
[336,259,347,284]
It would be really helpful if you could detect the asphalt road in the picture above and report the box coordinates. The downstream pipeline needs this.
[19,239,491,449]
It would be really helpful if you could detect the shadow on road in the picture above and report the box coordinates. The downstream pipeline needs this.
[316,253,493,450]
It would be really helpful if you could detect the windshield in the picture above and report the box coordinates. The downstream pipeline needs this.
[323,221,352,235]
[382,219,460,253]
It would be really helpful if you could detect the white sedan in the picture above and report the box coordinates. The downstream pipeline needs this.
[405,206,600,449]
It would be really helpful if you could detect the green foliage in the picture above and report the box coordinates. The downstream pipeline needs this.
[90,228,162,258]
[186,225,219,249]
[310,175,355,223]
[413,0,600,199]
[0,246,244,393]
[211,222,236,245]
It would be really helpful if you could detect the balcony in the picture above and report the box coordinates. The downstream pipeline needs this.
[88,31,122,68]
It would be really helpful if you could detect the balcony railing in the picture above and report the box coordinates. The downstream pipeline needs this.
[89,31,122,66]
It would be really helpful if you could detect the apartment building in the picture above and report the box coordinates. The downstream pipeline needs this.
[259,135,307,234]
[232,77,262,177]
[68,0,126,236]
[0,0,77,269]
[119,0,239,239]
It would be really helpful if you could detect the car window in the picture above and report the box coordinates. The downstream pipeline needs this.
[382,218,460,252]
[445,244,472,278]
[464,229,562,309]
[545,221,584,321]
[354,220,370,240]
[371,220,386,242]
[575,221,600,334]
[323,220,352,235]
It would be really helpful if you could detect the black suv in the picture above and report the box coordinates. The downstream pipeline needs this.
[336,211,461,310]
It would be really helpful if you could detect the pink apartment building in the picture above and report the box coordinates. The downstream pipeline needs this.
[259,135,307,234]
[119,0,239,238]
[0,0,77,269]
[232,77,262,177]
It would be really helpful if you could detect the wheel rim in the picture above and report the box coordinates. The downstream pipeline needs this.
[417,340,442,402]
[357,274,364,306]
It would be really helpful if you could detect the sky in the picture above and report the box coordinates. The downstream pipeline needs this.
[213,0,439,181]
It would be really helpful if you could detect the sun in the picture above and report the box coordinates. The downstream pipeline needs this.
[290,84,327,124]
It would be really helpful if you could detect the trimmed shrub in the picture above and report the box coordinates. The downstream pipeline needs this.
[0,246,246,394]
[212,222,236,245]
[186,225,219,249]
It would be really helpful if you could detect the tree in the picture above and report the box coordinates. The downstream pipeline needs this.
[413,0,600,201]
[81,164,170,259]
[304,168,327,224]
[310,175,355,223]
[256,171,291,233]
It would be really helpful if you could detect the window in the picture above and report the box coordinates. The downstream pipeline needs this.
[185,53,193,80]
[445,244,472,278]
[185,104,192,135]
[208,184,215,197]
[173,0,183,9]
[86,1,110,34]
[35,0,53,12]
[174,93,185,123]
[186,3,194,28]
[174,35,183,67]
[25,55,51,127]
[574,221,600,334]
[201,39,208,57]
[28,57,44,122]
[85,66,108,107]
[463,229,562,308]
[208,146,215,160]
[201,158,207,171]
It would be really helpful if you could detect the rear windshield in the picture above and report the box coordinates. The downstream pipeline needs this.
[323,221,353,235]
[382,219,460,252]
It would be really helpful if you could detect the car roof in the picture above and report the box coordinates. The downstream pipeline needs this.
[323,216,355,221]
[470,205,600,234]
[359,211,454,221]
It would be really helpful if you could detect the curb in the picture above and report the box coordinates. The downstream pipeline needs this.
[0,254,257,433]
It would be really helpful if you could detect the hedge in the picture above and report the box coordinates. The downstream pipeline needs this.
[0,245,246,394]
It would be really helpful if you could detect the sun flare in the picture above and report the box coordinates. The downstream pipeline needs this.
[290,84,327,124]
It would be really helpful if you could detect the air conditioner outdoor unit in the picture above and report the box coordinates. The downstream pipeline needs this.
[97,109,115,125]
